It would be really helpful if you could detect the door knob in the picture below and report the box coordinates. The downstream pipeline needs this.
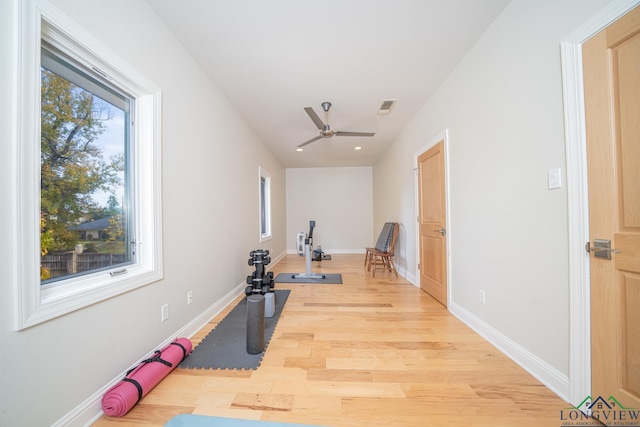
[433,228,446,236]
[585,239,620,260]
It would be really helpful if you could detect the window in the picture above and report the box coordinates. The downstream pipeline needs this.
[40,44,133,284]
[259,166,272,242]
[14,1,163,329]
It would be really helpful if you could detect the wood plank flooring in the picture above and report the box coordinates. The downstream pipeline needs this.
[92,254,570,426]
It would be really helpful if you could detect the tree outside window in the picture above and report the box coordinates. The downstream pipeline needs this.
[40,49,131,282]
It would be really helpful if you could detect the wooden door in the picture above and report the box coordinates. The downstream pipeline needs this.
[583,5,640,414]
[417,140,447,306]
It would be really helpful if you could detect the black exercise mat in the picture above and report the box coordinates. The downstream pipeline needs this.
[179,289,290,370]
[274,273,342,284]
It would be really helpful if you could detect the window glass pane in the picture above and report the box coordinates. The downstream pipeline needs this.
[260,177,266,234]
[40,51,132,284]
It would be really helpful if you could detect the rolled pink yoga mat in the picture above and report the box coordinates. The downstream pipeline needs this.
[101,338,192,417]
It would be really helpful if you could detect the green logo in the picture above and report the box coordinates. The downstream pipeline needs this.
[560,395,640,426]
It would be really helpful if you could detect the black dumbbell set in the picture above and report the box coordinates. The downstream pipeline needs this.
[245,249,275,296]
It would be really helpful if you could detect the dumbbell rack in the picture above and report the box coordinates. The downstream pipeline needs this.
[245,249,275,296]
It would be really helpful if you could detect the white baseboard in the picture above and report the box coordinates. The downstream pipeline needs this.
[54,283,246,427]
[267,250,286,266]
[327,249,366,254]
[397,265,417,286]
[449,301,570,401]
[286,249,366,255]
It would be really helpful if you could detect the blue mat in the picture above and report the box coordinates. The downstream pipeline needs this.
[165,414,330,426]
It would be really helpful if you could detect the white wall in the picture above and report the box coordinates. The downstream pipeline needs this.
[286,167,373,253]
[0,1,285,426]
[373,0,615,398]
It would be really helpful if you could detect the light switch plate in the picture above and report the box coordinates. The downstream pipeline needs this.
[548,168,562,190]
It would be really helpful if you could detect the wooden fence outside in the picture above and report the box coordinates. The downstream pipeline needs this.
[42,252,127,279]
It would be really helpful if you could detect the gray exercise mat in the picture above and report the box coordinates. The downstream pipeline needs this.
[179,289,290,370]
[274,273,342,284]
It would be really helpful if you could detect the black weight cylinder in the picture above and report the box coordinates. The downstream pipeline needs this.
[246,294,265,354]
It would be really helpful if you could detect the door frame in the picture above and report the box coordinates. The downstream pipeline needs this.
[560,0,639,407]
[413,129,451,307]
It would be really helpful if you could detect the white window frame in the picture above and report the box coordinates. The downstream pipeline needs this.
[14,0,163,330]
[259,166,272,242]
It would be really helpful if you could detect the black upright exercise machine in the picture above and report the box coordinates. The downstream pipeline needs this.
[292,221,326,280]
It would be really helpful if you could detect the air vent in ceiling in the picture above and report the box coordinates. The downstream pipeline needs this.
[378,99,397,115]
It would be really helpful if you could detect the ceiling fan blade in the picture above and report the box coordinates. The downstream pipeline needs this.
[335,131,375,137]
[304,107,325,130]
[297,135,322,148]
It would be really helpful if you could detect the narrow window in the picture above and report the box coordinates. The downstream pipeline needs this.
[259,167,272,242]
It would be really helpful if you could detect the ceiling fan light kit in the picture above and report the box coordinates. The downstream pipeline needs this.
[297,102,376,148]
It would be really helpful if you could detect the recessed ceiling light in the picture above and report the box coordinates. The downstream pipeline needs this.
[296,148,303,152]
[354,146,362,150]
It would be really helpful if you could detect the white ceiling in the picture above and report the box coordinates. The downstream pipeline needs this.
[146,0,511,168]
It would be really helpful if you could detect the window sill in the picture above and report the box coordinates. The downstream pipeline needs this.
[260,234,273,243]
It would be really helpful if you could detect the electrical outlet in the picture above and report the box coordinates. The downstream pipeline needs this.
[161,303,170,321]
[479,290,486,305]
[187,291,193,305]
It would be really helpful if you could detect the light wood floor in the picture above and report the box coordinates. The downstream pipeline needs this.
[93,254,569,426]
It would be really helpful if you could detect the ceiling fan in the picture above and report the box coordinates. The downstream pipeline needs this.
[297,102,375,148]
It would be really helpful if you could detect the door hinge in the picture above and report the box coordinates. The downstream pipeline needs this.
[417,263,420,270]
